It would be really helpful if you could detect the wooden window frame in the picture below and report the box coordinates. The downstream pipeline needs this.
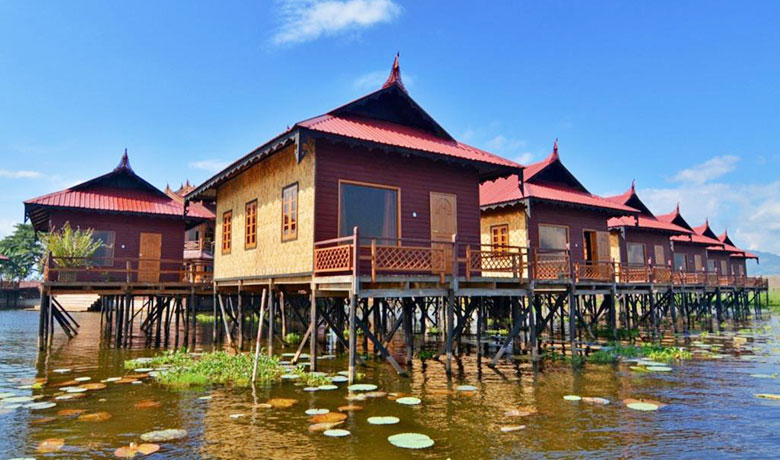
[245,200,257,250]
[90,230,116,267]
[490,224,510,252]
[281,183,298,243]
[653,244,665,266]
[337,179,402,240]
[538,223,570,250]
[626,242,646,266]
[222,210,232,255]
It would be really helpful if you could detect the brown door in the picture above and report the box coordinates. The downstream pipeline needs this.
[430,192,457,274]
[138,232,162,283]
[596,231,611,262]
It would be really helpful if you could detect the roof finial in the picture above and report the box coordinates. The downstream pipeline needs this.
[675,201,680,214]
[551,138,559,159]
[381,52,406,92]
[115,148,132,171]
[631,179,636,193]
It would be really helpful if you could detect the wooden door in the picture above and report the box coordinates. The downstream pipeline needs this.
[596,231,611,262]
[138,232,162,283]
[430,192,457,274]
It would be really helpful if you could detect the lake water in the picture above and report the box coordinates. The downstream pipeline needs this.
[1,309,780,459]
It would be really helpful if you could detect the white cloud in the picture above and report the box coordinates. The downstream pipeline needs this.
[641,180,780,254]
[272,0,402,46]
[0,218,15,238]
[0,169,42,179]
[483,135,532,164]
[670,154,739,184]
[189,159,229,173]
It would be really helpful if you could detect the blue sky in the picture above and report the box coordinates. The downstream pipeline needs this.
[1,1,779,252]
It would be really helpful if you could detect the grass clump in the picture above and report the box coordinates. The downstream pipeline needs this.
[586,350,619,364]
[125,350,287,387]
[585,342,691,365]
[196,313,214,324]
[542,351,585,368]
[640,344,692,362]
[284,332,302,345]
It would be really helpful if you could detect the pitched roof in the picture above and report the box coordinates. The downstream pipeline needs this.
[605,182,690,234]
[480,142,637,215]
[187,55,521,201]
[25,151,212,231]
[716,230,758,259]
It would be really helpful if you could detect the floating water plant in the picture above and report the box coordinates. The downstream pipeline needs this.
[347,384,377,392]
[140,429,188,442]
[500,425,526,432]
[114,443,160,458]
[367,416,400,425]
[37,438,64,453]
[78,411,112,422]
[755,393,780,400]
[388,433,434,449]
[268,398,298,408]
[626,402,659,411]
[308,422,344,432]
[318,384,338,391]
[134,400,161,409]
[396,397,421,406]
[456,385,478,391]
[305,408,329,415]
[563,395,581,401]
[338,405,363,412]
[311,412,347,423]
[323,429,350,437]
[25,401,56,410]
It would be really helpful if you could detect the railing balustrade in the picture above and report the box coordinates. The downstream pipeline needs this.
[44,255,212,284]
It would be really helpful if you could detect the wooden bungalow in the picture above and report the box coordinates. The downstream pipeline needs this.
[656,206,709,278]
[605,181,691,284]
[479,141,639,283]
[717,230,758,277]
[692,220,731,280]
[24,151,213,285]
[167,181,216,282]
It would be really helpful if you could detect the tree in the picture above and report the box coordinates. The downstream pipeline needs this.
[0,223,44,280]
[39,222,103,269]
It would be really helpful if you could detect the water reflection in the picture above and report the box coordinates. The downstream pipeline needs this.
[1,310,779,459]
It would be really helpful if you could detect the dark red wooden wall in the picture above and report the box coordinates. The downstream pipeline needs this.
[620,229,675,266]
[314,140,481,245]
[527,201,611,264]
[670,241,708,272]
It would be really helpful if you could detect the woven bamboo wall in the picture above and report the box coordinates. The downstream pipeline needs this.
[609,230,621,263]
[214,145,315,280]
[479,204,528,277]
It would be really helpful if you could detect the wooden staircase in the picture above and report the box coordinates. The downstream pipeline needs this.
[53,294,100,312]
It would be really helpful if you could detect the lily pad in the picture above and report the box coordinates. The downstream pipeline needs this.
[53,368,72,374]
[347,384,377,392]
[345,393,366,402]
[57,408,86,416]
[330,376,348,383]
[229,413,244,419]
[755,393,780,400]
[74,377,91,382]
[365,391,388,398]
[281,374,300,380]
[388,432,435,449]
[504,408,537,417]
[303,387,319,392]
[646,366,673,372]
[367,416,400,425]
[582,397,610,405]
[318,384,338,391]
[396,397,422,406]
[66,387,88,394]
[81,383,107,390]
[115,442,161,457]
[103,377,122,383]
[37,438,65,453]
[308,421,344,432]
[305,408,330,415]
[134,368,154,373]
[198,396,213,400]
[134,400,161,409]
[0,392,16,399]
[500,425,526,432]
[456,385,478,392]
[323,429,350,437]
[268,398,298,408]
[749,373,778,379]
[310,412,348,423]
[338,404,363,412]
[25,401,56,410]
[627,402,659,411]
[630,366,650,373]
[78,411,112,422]
[140,428,188,442]
[2,396,34,404]
[563,395,581,401]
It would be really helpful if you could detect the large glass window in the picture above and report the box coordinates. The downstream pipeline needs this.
[90,230,115,267]
[539,225,568,250]
[627,242,645,266]
[674,253,688,271]
[339,182,398,242]
[707,259,717,271]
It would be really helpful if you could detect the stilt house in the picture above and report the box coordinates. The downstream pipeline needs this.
[479,141,638,282]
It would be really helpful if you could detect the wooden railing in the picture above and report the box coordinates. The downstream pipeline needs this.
[575,261,613,282]
[652,266,672,283]
[532,249,571,281]
[184,239,214,254]
[618,265,650,283]
[0,280,20,290]
[464,244,528,281]
[364,237,449,282]
[44,255,212,284]
[313,235,355,274]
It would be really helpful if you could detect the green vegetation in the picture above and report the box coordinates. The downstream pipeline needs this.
[196,314,213,324]
[585,342,692,364]
[285,332,302,345]
[40,222,103,270]
[427,326,440,334]
[417,350,436,360]
[593,327,639,341]
[0,223,43,280]
[542,351,585,368]
[124,349,290,387]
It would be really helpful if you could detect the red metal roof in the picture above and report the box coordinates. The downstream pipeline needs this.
[480,174,638,213]
[608,215,692,234]
[25,186,212,219]
[671,233,723,246]
[297,114,519,169]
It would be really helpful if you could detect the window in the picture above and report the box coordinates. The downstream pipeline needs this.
[627,243,646,266]
[491,224,509,252]
[90,230,115,267]
[707,259,717,271]
[720,260,728,275]
[282,183,298,242]
[245,200,257,249]
[694,254,703,271]
[339,181,398,242]
[539,224,568,250]
[674,253,687,271]
[222,211,232,254]
[653,245,665,266]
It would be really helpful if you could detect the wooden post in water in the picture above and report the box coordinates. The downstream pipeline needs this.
[190,289,197,349]
[252,288,268,385]
[267,285,275,356]
[348,292,357,384]
[309,287,317,371]
[212,283,218,346]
